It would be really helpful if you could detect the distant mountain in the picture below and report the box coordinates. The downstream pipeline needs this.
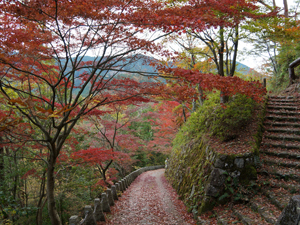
[236,62,252,74]
[60,54,160,84]
[57,54,161,96]
[58,55,254,97]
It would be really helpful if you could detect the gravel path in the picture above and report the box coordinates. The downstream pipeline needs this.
[101,169,196,225]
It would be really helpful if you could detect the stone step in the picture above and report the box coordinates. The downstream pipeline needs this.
[261,141,300,150]
[264,121,300,128]
[264,133,300,142]
[267,103,298,108]
[259,175,300,193]
[215,207,242,225]
[267,102,299,107]
[269,96,294,99]
[249,196,279,224]
[232,206,267,224]
[260,148,300,160]
[259,164,300,182]
[268,101,298,105]
[268,96,297,101]
[267,105,299,111]
[264,160,300,169]
[266,111,300,116]
[260,154,300,168]
[264,128,300,135]
[261,188,291,211]
[265,115,300,122]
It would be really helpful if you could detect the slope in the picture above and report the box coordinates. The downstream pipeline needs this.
[166,88,300,224]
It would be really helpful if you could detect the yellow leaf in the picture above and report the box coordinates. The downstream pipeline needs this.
[48,114,60,118]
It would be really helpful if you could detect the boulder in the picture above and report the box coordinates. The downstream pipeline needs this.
[276,195,300,225]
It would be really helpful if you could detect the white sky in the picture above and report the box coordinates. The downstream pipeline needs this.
[239,0,299,70]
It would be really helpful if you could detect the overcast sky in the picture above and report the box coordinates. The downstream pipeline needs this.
[239,0,299,70]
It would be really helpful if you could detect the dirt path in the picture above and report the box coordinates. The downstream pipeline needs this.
[102,169,196,225]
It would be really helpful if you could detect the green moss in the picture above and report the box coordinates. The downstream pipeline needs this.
[240,165,257,185]
[223,154,235,164]
[198,197,216,214]
[252,97,267,156]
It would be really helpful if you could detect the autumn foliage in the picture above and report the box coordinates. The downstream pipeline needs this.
[160,67,267,103]
[0,0,273,224]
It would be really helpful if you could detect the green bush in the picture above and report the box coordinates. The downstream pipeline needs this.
[173,92,256,147]
[210,94,256,141]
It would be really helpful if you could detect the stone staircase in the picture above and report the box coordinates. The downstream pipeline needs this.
[197,95,300,224]
[260,95,300,182]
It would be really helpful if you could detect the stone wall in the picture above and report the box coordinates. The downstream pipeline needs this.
[165,99,266,218]
[165,137,260,217]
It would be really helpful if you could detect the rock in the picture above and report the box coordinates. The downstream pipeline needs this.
[83,205,96,225]
[94,198,105,222]
[205,184,220,197]
[276,195,300,225]
[210,168,226,187]
[230,170,241,178]
[106,189,114,206]
[224,162,233,169]
[219,155,227,161]
[234,158,244,169]
[254,155,261,167]
[111,185,118,200]
[69,215,80,225]
[101,193,111,213]
[214,158,225,168]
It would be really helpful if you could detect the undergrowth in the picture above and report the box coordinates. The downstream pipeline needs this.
[173,92,257,149]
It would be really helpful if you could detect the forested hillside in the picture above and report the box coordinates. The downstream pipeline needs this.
[0,0,299,224]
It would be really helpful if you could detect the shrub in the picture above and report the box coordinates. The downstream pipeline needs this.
[173,92,256,148]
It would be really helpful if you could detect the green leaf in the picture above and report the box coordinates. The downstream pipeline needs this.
[218,192,229,201]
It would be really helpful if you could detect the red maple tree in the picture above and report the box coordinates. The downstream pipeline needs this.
[0,1,273,224]
[0,1,167,224]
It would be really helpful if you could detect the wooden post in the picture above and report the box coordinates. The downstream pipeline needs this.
[289,67,295,85]
[289,57,300,85]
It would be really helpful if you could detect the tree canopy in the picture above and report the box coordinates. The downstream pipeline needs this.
[0,0,287,224]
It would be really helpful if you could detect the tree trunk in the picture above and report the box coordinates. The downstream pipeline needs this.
[13,151,19,203]
[283,0,288,18]
[47,154,62,225]
[229,26,239,77]
[198,85,204,106]
[218,26,225,77]
[36,198,47,225]
[182,107,187,122]
[220,92,229,104]
[36,171,47,225]
[218,26,229,103]
[0,138,4,188]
